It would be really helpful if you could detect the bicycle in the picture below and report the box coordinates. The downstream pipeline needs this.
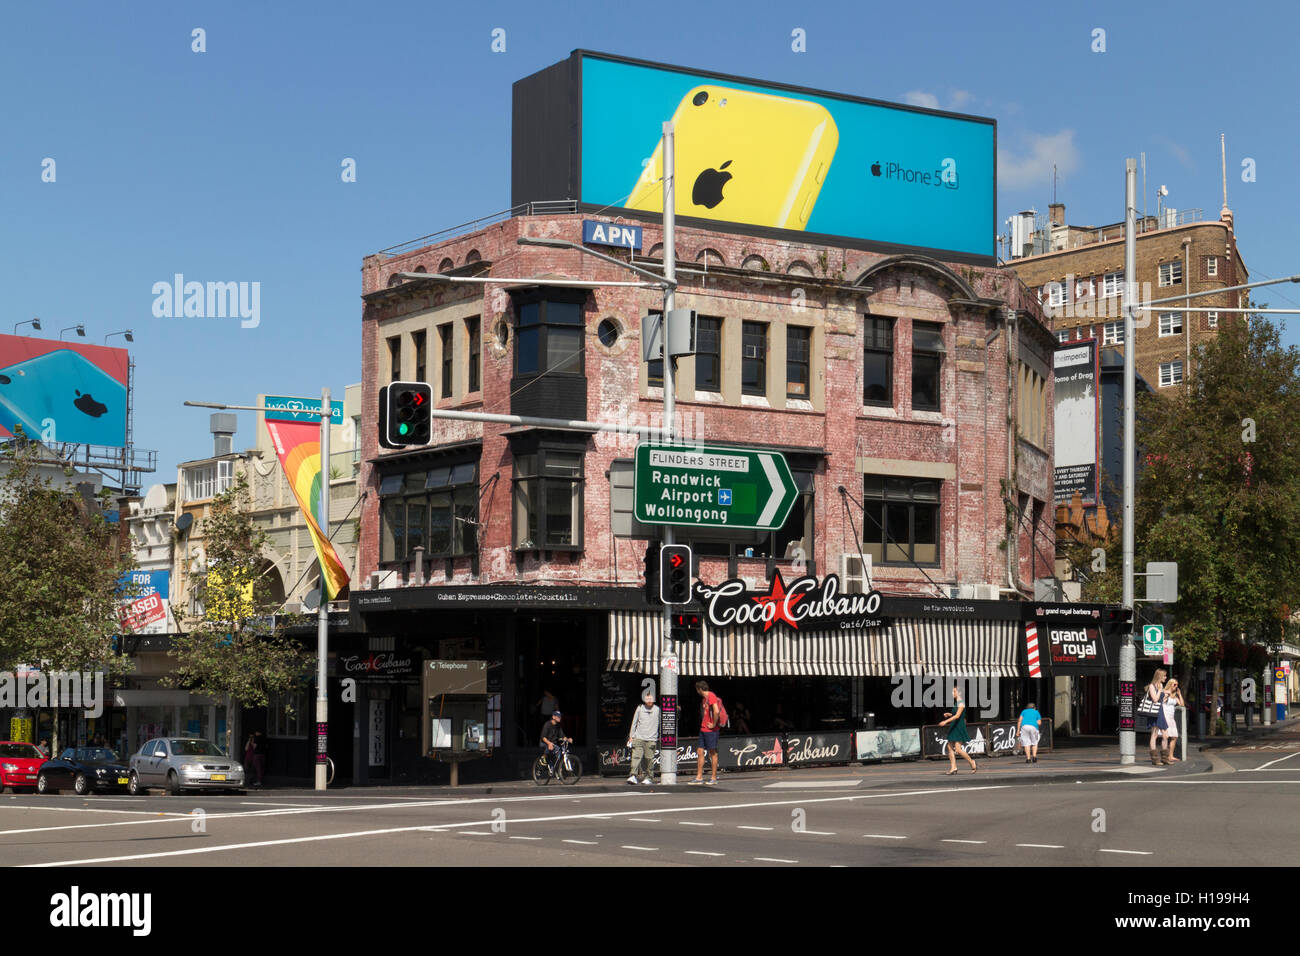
[532,739,582,785]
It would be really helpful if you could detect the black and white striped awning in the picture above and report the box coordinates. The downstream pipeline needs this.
[606,612,1020,678]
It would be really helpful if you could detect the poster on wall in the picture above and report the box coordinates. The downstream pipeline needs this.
[0,334,129,446]
[856,727,921,761]
[921,723,987,757]
[1053,339,1099,505]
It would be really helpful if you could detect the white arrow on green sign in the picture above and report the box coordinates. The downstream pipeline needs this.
[1142,624,1165,655]
[633,442,798,531]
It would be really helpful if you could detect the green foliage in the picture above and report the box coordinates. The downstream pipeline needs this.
[0,437,134,675]
[166,475,309,709]
[1134,317,1300,665]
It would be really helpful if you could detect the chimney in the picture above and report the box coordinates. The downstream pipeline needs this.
[1049,203,1065,227]
[210,413,237,457]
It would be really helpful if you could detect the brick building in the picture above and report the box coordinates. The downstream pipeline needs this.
[1007,202,1248,391]
[346,208,1057,781]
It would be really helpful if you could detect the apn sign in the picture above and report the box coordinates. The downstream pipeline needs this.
[582,220,642,251]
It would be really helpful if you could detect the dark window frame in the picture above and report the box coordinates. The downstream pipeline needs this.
[646,309,663,388]
[742,321,768,397]
[413,330,427,385]
[439,324,453,398]
[510,437,586,554]
[911,321,944,412]
[861,474,941,568]
[467,316,481,393]
[512,291,587,380]
[786,325,811,400]
[695,315,722,393]
[863,316,894,406]
[387,335,402,385]
[379,458,480,563]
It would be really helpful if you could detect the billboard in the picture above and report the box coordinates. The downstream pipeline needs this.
[1053,339,1099,505]
[118,570,173,635]
[0,334,129,447]
[513,51,997,261]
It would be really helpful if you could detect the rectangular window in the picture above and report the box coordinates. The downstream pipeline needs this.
[512,447,583,551]
[1207,311,1218,329]
[413,330,427,385]
[1102,271,1123,298]
[439,325,453,398]
[184,465,215,502]
[1159,361,1184,387]
[1158,261,1183,287]
[267,690,307,738]
[1103,320,1124,345]
[380,461,479,562]
[786,326,811,399]
[695,315,722,392]
[1056,329,1070,343]
[741,322,767,396]
[911,322,944,412]
[1207,256,1218,277]
[1158,312,1182,336]
[862,475,940,566]
[863,316,894,406]
[1046,282,1067,308]
[467,317,481,392]
[387,336,402,384]
[646,310,663,388]
[217,459,233,495]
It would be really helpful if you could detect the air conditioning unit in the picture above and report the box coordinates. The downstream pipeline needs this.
[974,584,1000,601]
[375,569,399,590]
[841,553,872,593]
[946,584,976,599]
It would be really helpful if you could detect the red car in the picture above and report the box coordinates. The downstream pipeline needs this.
[0,741,47,792]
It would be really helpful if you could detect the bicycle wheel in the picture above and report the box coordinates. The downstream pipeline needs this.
[558,752,582,785]
[531,756,550,786]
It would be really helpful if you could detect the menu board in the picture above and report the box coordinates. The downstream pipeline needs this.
[660,694,678,747]
[1118,680,1136,730]
[598,673,630,740]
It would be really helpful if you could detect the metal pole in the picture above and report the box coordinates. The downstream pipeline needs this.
[1120,160,1137,766]
[659,120,679,786]
[316,387,331,790]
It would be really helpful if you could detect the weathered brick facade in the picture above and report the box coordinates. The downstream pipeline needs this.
[357,212,1055,599]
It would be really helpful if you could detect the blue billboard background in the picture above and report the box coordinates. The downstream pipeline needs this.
[580,56,995,258]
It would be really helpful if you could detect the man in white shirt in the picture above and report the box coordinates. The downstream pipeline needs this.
[626,690,661,785]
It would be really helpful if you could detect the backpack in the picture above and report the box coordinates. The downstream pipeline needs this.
[714,696,729,729]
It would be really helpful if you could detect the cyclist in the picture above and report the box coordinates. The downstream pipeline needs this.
[539,710,571,775]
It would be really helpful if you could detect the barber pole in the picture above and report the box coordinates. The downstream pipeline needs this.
[1026,622,1042,678]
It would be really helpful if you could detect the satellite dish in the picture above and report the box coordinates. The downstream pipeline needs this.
[174,513,194,534]
[302,589,321,613]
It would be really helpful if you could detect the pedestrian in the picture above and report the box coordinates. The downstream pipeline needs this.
[243,733,257,781]
[690,680,722,785]
[626,689,660,785]
[939,685,977,775]
[36,738,49,758]
[1145,667,1169,766]
[252,731,268,787]
[1016,699,1042,764]
[1161,678,1186,763]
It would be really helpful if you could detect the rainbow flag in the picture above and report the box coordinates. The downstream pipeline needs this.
[264,418,350,601]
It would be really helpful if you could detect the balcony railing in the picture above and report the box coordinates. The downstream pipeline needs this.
[375,200,579,258]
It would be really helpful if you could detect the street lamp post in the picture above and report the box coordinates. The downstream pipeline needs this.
[59,324,85,340]
[13,318,40,335]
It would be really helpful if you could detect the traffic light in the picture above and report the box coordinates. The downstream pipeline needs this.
[670,607,703,642]
[644,541,661,605]
[379,382,432,448]
[659,544,693,605]
[1103,605,1135,632]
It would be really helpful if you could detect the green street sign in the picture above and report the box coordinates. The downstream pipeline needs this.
[634,443,798,531]
[1142,624,1165,656]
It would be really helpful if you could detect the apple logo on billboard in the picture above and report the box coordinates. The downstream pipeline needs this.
[871,161,882,177]
[692,160,733,209]
[74,390,109,418]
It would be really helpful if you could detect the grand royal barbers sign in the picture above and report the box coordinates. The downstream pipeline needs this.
[694,571,886,632]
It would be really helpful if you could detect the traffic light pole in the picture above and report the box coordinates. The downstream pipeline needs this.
[1120,161,1137,766]
[315,386,331,790]
[660,120,679,786]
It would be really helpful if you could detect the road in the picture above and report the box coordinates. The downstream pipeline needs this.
[2,737,1297,868]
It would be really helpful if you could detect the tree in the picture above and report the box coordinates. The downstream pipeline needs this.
[0,436,135,752]
[1135,317,1300,678]
[166,474,309,757]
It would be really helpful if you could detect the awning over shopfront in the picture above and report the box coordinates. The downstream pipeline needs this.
[606,612,1021,678]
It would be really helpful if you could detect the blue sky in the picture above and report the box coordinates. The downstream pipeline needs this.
[3,0,1297,482]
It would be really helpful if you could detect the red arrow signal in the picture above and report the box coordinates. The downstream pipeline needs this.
[670,554,684,568]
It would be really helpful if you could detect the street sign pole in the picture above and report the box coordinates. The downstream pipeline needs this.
[1120,159,1137,766]
[316,386,330,791]
[659,121,679,786]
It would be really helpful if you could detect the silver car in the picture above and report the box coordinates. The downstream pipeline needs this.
[128,737,246,795]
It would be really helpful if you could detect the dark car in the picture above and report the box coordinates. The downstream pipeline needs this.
[37,747,131,795]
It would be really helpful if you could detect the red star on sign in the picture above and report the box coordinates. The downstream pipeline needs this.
[751,569,805,632]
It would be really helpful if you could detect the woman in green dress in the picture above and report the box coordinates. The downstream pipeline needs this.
[939,685,978,775]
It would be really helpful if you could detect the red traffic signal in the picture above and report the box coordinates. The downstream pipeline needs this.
[379,382,433,448]
[659,544,692,605]
[670,608,703,642]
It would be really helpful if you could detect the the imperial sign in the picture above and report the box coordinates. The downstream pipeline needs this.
[634,442,797,530]
[694,571,886,632]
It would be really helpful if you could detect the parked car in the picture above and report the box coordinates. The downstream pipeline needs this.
[0,741,47,792]
[37,747,130,795]
[129,737,245,795]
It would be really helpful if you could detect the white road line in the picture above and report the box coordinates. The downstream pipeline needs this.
[800,830,836,836]
[1016,843,1065,849]
[629,818,662,823]
[621,845,658,852]
[941,839,986,845]
[738,825,774,831]
[763,780,861,789]
[1247,751,1300,771]
[238,802,317,808]
[21,785,1011,867]
[459,831,492,835]
[0,804,193,818]
[754,857,798,864]
[679,821,713,827]
[1099,848,1152,856]
[563,839,598,845]
[509,835,542,841]
[685,850,724,857]
[862,834,907,840]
